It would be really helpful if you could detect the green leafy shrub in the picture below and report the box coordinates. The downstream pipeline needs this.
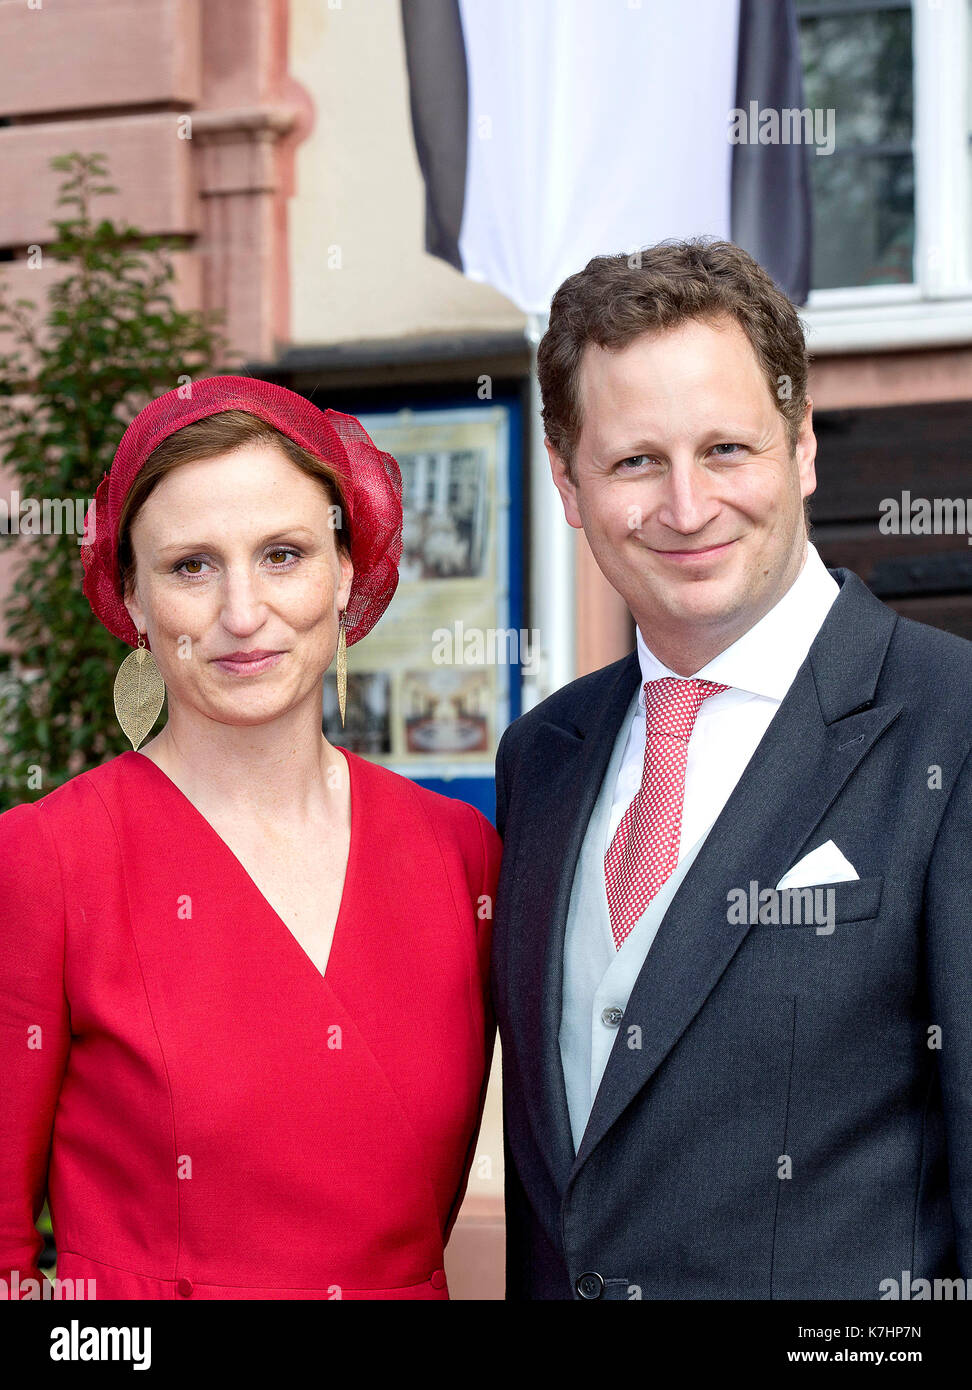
[0,152,231,808]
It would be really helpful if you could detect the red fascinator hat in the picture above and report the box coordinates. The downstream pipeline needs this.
[81,376,403,648]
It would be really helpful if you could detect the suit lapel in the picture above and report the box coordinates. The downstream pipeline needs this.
[506,653,640,1193]
[570,569,902,1176]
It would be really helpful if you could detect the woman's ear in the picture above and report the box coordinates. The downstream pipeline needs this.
[338,550,354,613]
[123,579,147,638]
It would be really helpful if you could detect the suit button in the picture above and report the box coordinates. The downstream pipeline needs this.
[575,1271,604,1300]
[430,1269,447,1290]
[601,1006,623,1027]
[177,1277,194,1298]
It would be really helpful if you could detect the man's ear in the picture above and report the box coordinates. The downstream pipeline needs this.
[796,397,817,501]
[546,438,584,529]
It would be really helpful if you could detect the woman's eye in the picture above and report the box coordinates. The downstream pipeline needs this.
[175,557,210,577]
[174,548,302,578]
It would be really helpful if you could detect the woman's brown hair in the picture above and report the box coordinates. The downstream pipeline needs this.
[117,409,351,599]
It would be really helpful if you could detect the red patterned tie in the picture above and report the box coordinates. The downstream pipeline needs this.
[604,677,729,949]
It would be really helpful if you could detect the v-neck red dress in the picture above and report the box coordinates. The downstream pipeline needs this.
[0,748,501,1299]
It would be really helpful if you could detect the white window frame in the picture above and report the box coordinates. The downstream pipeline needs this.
[802,0,972,353]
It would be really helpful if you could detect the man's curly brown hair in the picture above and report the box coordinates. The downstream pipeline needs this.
[537,238,809,481]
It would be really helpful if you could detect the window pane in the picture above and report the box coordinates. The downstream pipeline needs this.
[796,1,915,288]
[810,152,914,288]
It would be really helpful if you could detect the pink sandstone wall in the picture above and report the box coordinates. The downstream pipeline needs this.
[0,0,312,651]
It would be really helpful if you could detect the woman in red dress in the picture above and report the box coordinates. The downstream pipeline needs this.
[0,377,501,1300]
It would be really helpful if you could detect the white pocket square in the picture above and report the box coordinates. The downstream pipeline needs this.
[775,840,860,891]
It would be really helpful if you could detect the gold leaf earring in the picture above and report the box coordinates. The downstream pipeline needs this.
[114,634,165,751]
[336,612,348,728]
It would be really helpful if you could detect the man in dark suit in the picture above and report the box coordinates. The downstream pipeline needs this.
[491,239,972,1300]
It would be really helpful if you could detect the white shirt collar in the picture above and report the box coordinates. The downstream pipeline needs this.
[635,543,840,703]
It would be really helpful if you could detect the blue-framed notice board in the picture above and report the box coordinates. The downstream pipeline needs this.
[322,398,523,825]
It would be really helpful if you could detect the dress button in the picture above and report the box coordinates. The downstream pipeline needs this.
[177,1277,194,1298]
[575,1271,604,1300]
[601,1006,623,1027]
[429,1269,447,1290]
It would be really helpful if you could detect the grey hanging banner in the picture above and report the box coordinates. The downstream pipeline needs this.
[731,0,813,303]
[400,0,469,272]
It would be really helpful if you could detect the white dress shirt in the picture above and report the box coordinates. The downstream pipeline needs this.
[559,543,840,1153]
[606,542,841,855]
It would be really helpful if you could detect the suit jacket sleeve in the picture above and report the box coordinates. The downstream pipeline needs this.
[925,744,972,1274]
[0,802,71,1295]
[495,724,513,840]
